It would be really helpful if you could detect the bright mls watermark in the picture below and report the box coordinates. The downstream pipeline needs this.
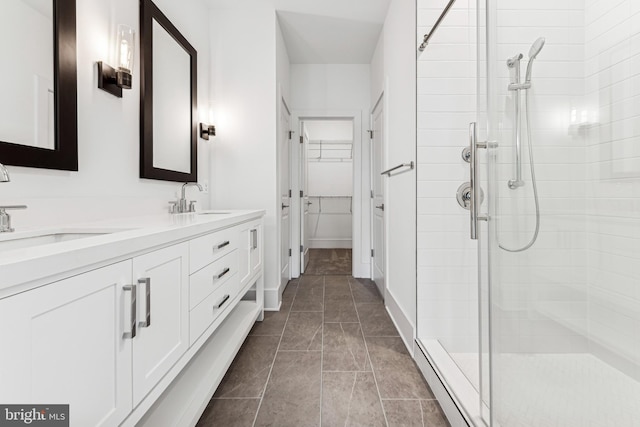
[0,405,68,426]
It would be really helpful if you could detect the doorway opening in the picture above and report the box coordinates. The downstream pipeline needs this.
[299,118,353,276]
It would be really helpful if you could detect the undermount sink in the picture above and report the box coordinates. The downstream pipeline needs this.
[0,228,130,253]
[198,211,232,215]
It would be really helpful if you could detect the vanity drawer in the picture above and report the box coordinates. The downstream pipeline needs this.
[189,273,239,345]
[189,226,239,273]
[189,250,238,309]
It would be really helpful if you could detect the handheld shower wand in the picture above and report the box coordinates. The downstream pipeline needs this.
[525,37,545,83]
[501,37,545,253]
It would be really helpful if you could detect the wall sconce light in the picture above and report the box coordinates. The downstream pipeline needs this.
[200,123,216,140]
[98,25,135,98]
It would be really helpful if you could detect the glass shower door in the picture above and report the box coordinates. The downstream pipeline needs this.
[484,0,640,426]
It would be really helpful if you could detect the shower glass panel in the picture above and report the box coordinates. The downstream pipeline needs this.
[486,0,640,425]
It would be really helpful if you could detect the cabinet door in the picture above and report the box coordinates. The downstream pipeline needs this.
[132,243,189,406]
[238,220,263,288]
[0,261,133,427]
[250,222,263,277]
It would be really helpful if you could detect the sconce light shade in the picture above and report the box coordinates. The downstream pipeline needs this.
[116,25,135,89]
[98,25,136,97]
[199,123,216,140]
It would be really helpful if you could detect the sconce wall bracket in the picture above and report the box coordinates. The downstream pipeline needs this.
[200,123,216,140]
[97,61,123,98]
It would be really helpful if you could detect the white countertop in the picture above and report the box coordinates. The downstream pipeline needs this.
[0,210,265,297]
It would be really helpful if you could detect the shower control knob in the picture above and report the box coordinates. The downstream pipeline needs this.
[456,182,484,211]
[461,146,471,163]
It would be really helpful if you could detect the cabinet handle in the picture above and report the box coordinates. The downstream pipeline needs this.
[123,284,137,339]
[216,241,230,250]
[215,294,230,309]
[217,267,231,279]
[138,277,151,328]
[251,229,258,250]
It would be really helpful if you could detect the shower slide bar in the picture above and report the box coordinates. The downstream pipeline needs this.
[381,161,414,177]
[418,0,456,52]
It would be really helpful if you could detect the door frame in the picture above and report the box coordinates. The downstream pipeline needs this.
[369,91,387,298]
[289,110,369,279]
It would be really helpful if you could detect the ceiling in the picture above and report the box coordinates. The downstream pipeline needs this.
[208,0,391,64]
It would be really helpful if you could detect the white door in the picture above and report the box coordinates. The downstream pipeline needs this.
[132,243,189,406]
[300,124,310,273]
[280,101,291,289]
[0,261,134,427]
[371,98,385,296]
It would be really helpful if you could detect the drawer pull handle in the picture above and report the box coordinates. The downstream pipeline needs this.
[216,241,230,250]
[251,229,258,250]
[216,294,230,309]
[138,277,151,328]
[217,267,231,279]
[123,284,137,339]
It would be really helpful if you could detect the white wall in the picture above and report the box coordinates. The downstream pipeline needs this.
[290,64,371,276]
[373,0,417,349]
[209,5,280,309]
[0,0,212,228]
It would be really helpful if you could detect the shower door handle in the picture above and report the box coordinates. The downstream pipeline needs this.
[469,122,488,240]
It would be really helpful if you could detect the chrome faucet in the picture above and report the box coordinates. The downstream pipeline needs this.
[170,182,203,213]
[0,206,27,232]
[0,163,10,182]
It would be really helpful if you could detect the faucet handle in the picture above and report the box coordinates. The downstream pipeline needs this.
[168,201,178,214]
[188,201,197,212]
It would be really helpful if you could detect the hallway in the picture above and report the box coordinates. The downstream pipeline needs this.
[197,256,449,426]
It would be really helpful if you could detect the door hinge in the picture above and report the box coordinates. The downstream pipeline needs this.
[368,130,374,139]
[300,245,304,253]
[371,249,374,257]
[300,190,304,197]
[289,189,292,197]
[370,190,374,199]
[299,136,303,144]
[289,248,292,256]
[288,131,293,140]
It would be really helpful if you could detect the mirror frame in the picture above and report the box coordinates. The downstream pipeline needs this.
[140,0,197,182]
[0,0,78,171]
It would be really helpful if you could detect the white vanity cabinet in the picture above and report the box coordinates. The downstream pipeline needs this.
[0,211,265,427]
[0,261,134,427]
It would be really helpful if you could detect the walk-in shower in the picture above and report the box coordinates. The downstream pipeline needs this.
[417,0,640,426]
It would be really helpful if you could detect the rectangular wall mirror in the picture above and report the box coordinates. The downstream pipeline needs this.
[0,0,78,171]
[140,0,197,182]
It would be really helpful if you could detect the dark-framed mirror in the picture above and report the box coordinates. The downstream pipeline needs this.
[140,0,197,182]
[0,0,78,171]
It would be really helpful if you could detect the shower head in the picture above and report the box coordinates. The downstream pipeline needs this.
[528,37,546,60]
[525,37,545,83]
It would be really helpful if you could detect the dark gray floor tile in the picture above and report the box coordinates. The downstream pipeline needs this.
[214,335,280,398]
[323,323,370,371]
[356,303,399,336]
[254,351,321,427]
[298,275,324,289]
[280,311,323,351]
[422,400,450,427]
[349,278,383,303]
[322,372,385,427]
[366,337,434,399]
[250,310,289,336]
[306,249,352,275]
[292,279,324,311]
[324,292,359,323]
[282,280,299,310]
[196,398,260,427]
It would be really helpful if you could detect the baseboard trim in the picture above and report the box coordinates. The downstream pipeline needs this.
[263,287,281,311]
[385,290,415,357]
[308,239,352,249]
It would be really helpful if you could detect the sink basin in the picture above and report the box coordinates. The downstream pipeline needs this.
[0,228,130,253]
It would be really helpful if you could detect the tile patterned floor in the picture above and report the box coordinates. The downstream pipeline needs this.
[197,274,450,427]
[305,249,352,275]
